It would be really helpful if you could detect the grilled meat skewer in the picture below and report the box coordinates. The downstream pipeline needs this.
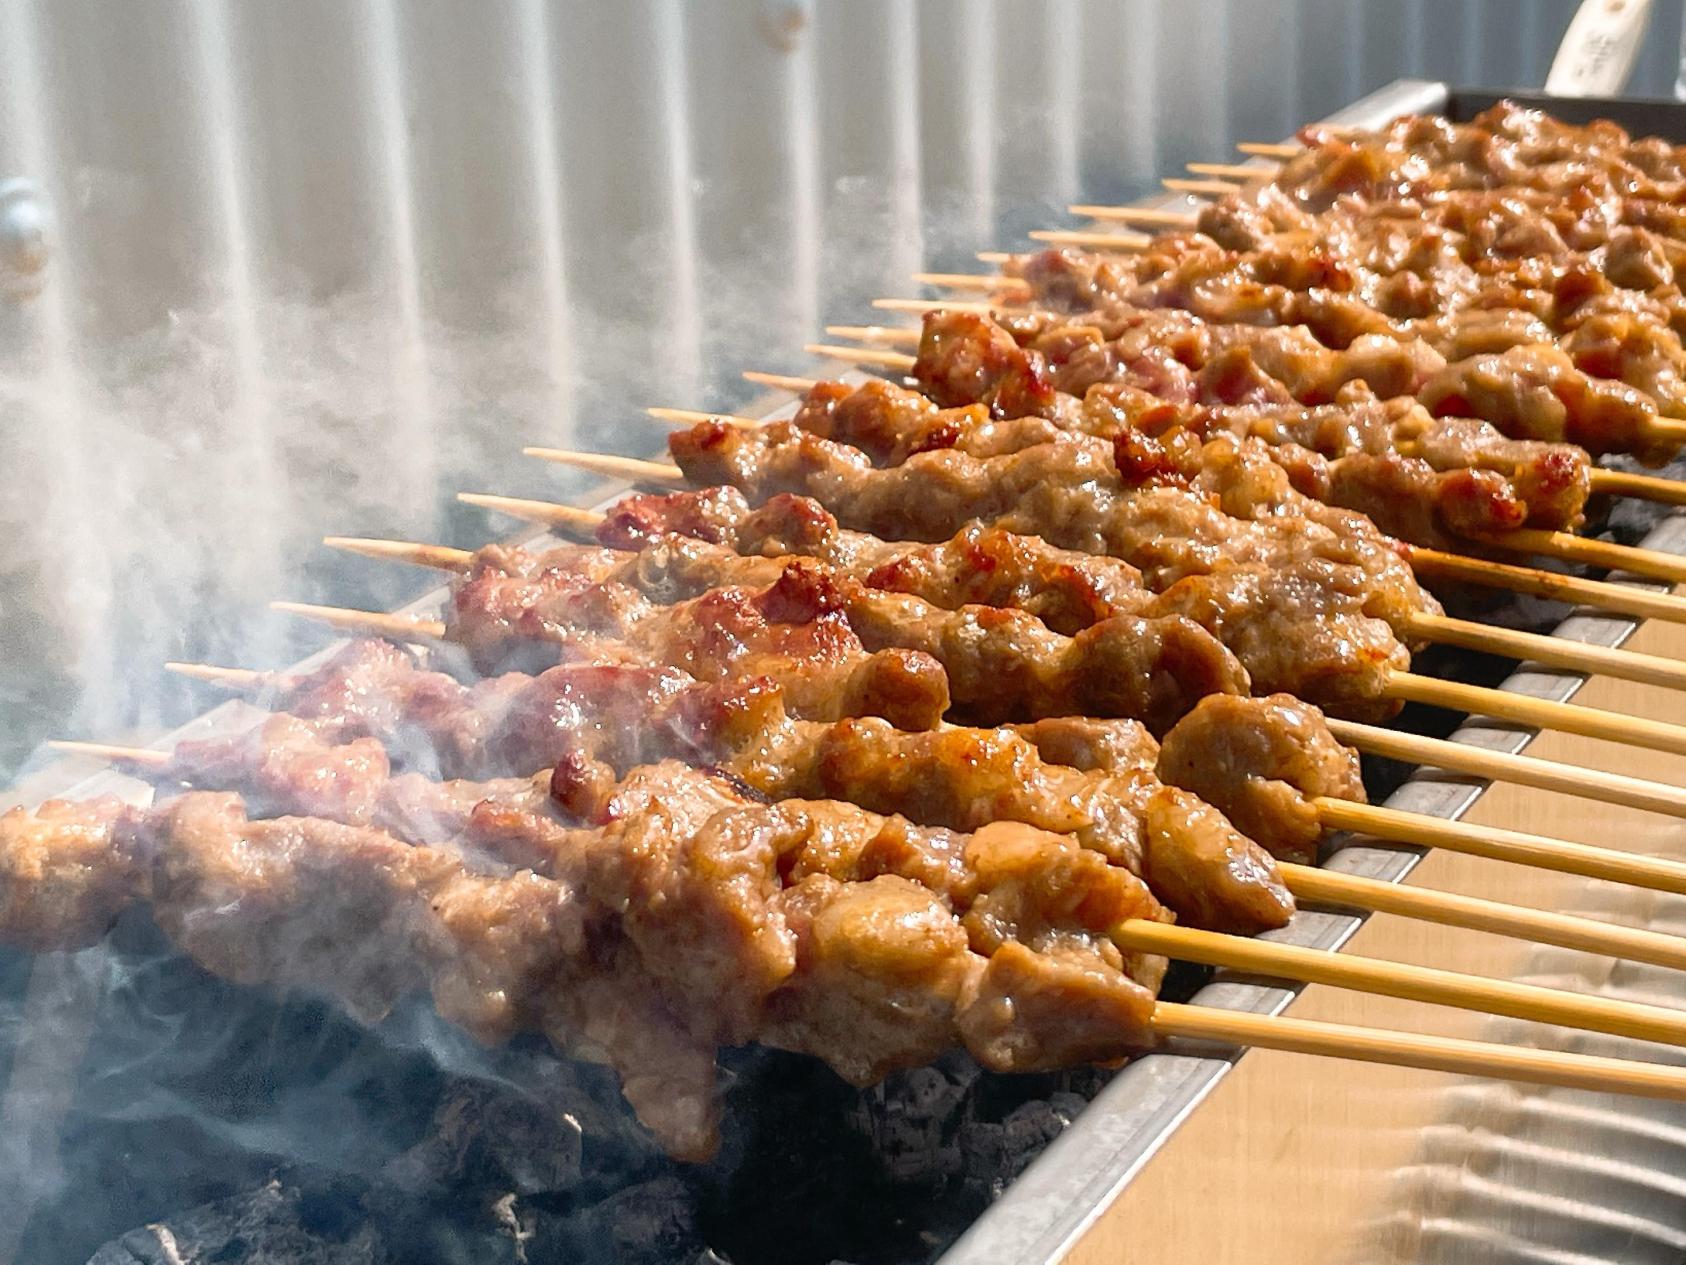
[1273,103,1686,212]
[658,415,1428,719]
[1024,210,1686,359]
[812,315,1686,581]
[1183,184,1686,294]
[785,358,1591,553]
[931,272,1686,463]
[125,644,1305,931]
[23,768,1686,1158]
[437,486,1686,692]
[359,552,957,732]
[1,763,1171,1160]
[303,536,1251,732]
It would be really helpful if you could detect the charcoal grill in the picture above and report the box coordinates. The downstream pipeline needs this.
[9,75,1686,1265]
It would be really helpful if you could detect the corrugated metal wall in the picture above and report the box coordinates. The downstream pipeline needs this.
[0,0,1679,777]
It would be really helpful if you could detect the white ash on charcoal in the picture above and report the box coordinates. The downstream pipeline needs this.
[959,1095,1089,1199]
[532,1174,706,1262]
[376,1083,585,1198]
[844,1054,981,1186]
[86,1181,384,1265]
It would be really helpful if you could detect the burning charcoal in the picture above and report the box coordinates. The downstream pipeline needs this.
[1600,453,1686,545]
[370,1190,543,1265]
[538,1174,704,1264]
[959,1092,1087,1198]
[381,1082,584,1196]
[87,1180,384,1265]
[844,1055,980,1186]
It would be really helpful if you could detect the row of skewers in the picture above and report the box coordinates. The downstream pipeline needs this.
[22,101,1686,1162]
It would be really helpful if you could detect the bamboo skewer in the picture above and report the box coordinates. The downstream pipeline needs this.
[910,271,1032,294]
[1399,613,1686,692]
[908,274,1025,294]
[522,449,685,484]
[1146,1003,1686,1104]
[743,370,840,393]
[1026,229,1150,252]
[1280,863,1686,972]
[804,343,917,371]
[268,601,446,642]
[1326,720,1686,819]
[1313,795,1686,892]
[1069,204,1199,227]
[320,537,473,570]
[1113,918,1686,1047]
[1378,672,1686,758]
[36,740,1686,1052]
[871,296,1032,317]
[1594,469,1686,508]
[1485,529,1686,585]
[45,741,171,769]
[1163,177,1244,196]
[165,661,267,690]
[644,406,758,430]
[458,492,609,535]
[823,324,919,347]
[1237,141,1302,159]
[1404,548,1686,627]
[1186,161,1282,181]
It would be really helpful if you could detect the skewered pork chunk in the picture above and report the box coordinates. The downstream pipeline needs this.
[0,795,145,950]
[1156,694,1367,865]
